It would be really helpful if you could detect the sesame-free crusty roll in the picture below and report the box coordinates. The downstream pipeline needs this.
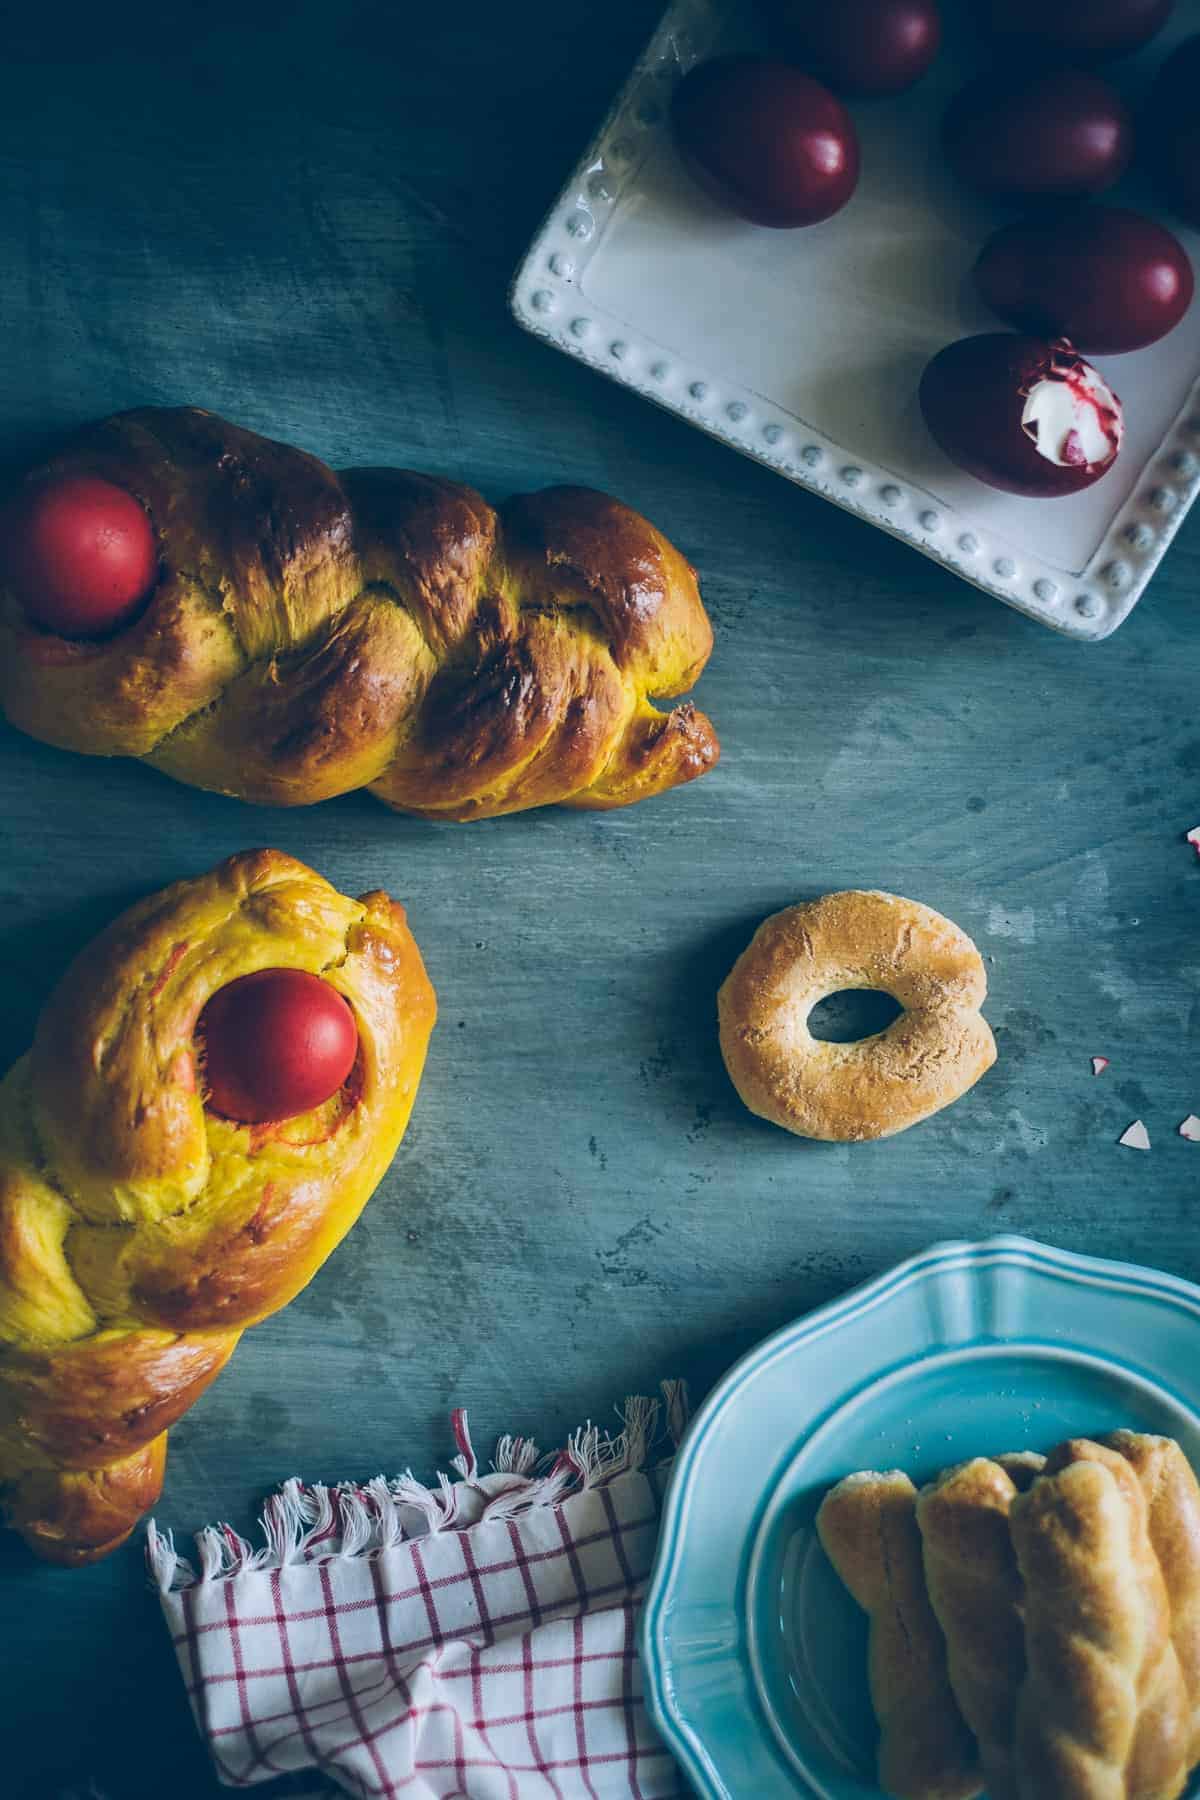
[718,891,995,1142]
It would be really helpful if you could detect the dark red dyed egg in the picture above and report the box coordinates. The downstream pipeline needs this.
[670,55,859,227]
[943,69,1133,201]
[199,969,359,1124]
[1147,36,1200,230]
[979,0,1173,59]
[760,0,942,96]
[4,474,157,637]
[919,334,1124,497]
[975,207,1193,354]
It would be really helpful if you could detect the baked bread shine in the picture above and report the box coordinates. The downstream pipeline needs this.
[0,407,719,819]
[1107,1432,1200,1766]
[718,890,995,1141]
[917,1457,1038,1800]
[1012,1441,1190,1800]
[817,1470,981,1800]
[0,850,436,1563]
[822,1438,1200,1800]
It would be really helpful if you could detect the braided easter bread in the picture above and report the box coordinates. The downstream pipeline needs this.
[0,850,435,1563]
[0,408,719,819]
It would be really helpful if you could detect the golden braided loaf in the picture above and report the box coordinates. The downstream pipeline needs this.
[0,850,435,1563]
[0,407,719,819]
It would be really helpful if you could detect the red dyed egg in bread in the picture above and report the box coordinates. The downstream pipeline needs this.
[4,474,157,637]
[199,969,359,1125]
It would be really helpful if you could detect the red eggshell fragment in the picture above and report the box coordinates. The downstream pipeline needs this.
[943,68,1133,202]
[979,0,1173,60]
[199,969,359,1125]
[919,333,1123,498]
[974,207,1193,354]
[3,474,157,637]
[759,0,942,97]
[670,55,860,227]
[1147,36,1200,230]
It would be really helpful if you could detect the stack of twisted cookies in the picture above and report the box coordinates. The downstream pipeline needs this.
[817,1433,1200,1800]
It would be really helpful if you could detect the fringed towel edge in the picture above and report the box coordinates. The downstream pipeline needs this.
[147,1380,689,1594]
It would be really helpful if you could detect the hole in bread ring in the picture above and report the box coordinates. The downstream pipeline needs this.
[807,989,904,1043]
[717,890,996,1142]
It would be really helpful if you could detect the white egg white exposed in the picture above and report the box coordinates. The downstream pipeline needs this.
[1021,360,1122,469]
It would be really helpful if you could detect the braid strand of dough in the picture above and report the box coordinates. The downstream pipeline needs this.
[0,408,719,820]
[0,850,436,1562]
[916,1455,1044,1800]
[1105,1432,1200,1766]
[817,1470,981,1800]
[1010,1442,1190,1800]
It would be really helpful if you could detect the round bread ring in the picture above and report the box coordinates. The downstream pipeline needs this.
[718,890,996,1142]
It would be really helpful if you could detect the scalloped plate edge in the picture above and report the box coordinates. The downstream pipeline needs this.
[640,1234,1200,1798]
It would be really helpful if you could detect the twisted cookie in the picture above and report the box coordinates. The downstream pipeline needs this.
[1011,1441,1190,1800]
[817,1470,981,1800]
[0,407,719,819]
[1106,1431,1200,1766]
[917,1456,1043,1800]
[0,850,435,1562]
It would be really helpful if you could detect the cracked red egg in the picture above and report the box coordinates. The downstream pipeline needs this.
[919,334,1123,498]
[670,55,859,228]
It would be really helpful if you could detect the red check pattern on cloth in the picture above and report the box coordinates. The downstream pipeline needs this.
[148,1400,687,1799]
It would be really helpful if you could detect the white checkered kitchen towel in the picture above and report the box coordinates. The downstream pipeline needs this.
[148,1391,688,1799]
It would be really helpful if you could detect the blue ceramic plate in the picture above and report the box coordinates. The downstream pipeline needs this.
[641,1236,1200,1798]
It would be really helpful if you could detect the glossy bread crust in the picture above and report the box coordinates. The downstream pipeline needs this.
[0,849,436,1561]
[0,408,718,819]
[1012,1440,1191,1799]
[916,1457,1033,1799]
[1106,1431,1200,1765]
[817,1470,981,1800]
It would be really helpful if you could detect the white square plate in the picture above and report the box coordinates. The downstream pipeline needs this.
[511,0,1200,638]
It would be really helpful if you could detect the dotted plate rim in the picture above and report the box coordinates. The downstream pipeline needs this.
[509,0,1200,642]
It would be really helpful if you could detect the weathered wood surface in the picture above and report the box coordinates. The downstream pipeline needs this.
[1,1,1198,1793]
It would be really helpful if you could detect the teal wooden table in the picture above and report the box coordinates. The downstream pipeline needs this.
[2,3,1199,1794]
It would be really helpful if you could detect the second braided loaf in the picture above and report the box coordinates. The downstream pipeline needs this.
[1,407,719,820]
